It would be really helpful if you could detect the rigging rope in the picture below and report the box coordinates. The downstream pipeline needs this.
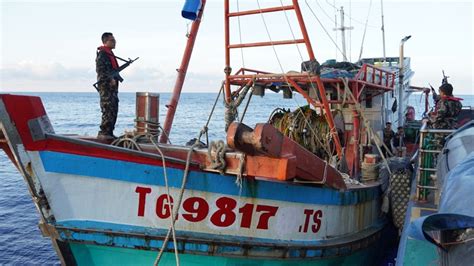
[153,141,199,266]
[239,87,254,123]
[323,0,378,28]
[254,0,341,161]
[305,0,346,57]
[202,81,225,145]
[339,77,393,169]
[279,0,305,61]
[349,0,352,61]
[154,82,225,265]
[357,0,373,61]
[256,0,285,72]
[334,0,338,60]
[224,81,253,131]
[236,0,245,68]
[314,0,338,25]
[149,136,180,266]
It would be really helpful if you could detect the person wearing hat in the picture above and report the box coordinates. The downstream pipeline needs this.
[431,83,463,129]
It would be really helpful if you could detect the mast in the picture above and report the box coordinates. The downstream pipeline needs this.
[380,0,386,60]
[160,0,206,144]
[224,0,231,103]
[380,0,387,125]
[333,6,353,62]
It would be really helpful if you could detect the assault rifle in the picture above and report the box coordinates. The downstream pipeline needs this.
[430,83,440,103]
[93,57,139,90]
[442,70,449,85]
[430,70,449,103]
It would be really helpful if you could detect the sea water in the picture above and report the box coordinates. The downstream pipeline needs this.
[0,92,473,264]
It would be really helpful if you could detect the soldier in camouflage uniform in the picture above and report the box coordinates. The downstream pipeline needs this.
[431,83,463,129]
[96,32,119,140]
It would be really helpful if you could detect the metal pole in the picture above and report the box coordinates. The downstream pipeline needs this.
[380,0,386,126]
[293,0,315,60]
[380,0,386,61]
[340,7,348,61]
[224,0,231,103]
[159,0,207,144]
[352,82,360,177]
[315,76,343,158]
[398,35,411,128]
[333,6,353,61]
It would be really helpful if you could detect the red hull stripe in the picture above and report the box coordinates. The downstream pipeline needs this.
[0,94,191,171]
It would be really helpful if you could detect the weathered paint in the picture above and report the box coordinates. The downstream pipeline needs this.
[68,242,380,265]
[0,94,386,263]
[30,150,381,243]
[38,151,379,206]
[56,223,383,259]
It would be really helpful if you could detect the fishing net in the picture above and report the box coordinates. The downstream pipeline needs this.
[269,105,334,161]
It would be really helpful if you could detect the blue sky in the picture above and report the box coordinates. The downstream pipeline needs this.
[1,0,473,94]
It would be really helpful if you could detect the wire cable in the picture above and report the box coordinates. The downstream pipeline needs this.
[305,0,346,58]
[357,0,373,61]
[324,0,378,28]
[236,0,245,68]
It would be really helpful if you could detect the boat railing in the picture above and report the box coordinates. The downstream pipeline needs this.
[354,63,396,89]
[416,126,455,203]
[233,67,272,76]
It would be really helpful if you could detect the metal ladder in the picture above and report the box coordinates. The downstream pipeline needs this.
[416,126,454,203]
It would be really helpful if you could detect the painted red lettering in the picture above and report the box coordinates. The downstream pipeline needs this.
[238,203,254,228]
[156,194,174,219]
[302,209,314,233]
[135,186,152,217]
[210,197,236,227]
[182,197,209,222]
[311,210,323,233]
[256,205,279,230]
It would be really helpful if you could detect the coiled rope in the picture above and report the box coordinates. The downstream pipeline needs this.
[269,105,333,160]
[207,140,227,174]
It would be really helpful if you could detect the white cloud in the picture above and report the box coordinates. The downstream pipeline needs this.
[0,61,223,92]
[1,61,93,81]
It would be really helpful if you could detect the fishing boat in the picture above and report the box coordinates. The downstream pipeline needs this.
[1,0,420,265]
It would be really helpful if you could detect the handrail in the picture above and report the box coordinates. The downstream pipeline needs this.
[233,68,272,76]
[416,127,455,202]
[354,63,396,89]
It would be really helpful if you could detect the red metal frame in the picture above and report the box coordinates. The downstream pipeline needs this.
[228,5,294,17]
[224,0,315,103]
[225,66,395,176]
[222,1,397,177]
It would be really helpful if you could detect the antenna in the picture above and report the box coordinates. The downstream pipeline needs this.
[333,6,354,62]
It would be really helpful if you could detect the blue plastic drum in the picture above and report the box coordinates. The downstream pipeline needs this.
[182,0,202,21]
